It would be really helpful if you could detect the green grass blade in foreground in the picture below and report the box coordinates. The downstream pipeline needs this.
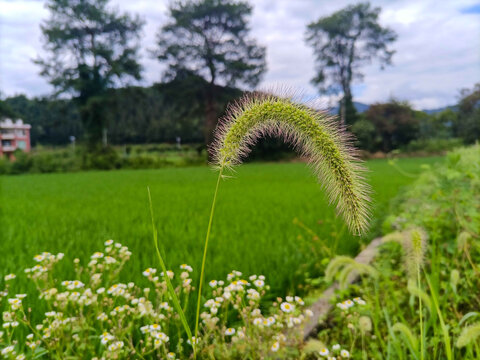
[194,167,223,346]
[147,188,193,344]
[426,273,453,360]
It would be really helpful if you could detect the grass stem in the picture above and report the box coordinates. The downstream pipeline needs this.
[194,166,224,351]
[147,187,193,355]
[418,267,424,360]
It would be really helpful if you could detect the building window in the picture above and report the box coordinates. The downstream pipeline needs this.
[17,140,27,150]
[16,129,26,136]
[2,140,12,147]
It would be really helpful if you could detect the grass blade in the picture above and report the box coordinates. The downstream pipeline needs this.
[426,273,453,360]
[147,187,193,344]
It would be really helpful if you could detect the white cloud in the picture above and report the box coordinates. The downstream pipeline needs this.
[0,0,479,109]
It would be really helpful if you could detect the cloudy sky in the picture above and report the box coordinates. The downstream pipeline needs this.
[1,0,479,109]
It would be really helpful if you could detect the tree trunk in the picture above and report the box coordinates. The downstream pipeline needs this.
[102,127,108,147]
[340,97,346,126]
[339,92,357,126]
[204,83,217,159]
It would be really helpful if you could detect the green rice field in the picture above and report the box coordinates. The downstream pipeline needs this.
[0,157,441,297]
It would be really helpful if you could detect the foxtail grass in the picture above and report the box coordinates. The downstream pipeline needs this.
[405,228,427,360]
[193,92,372,350]
[212,92,371,235]
[456,323,480,348]
[392,322,419,356]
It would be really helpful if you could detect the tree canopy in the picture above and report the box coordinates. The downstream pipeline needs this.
[365,101,419,152]
[156,0,266,146]
[0,100,17,119]
[457,83,480,143]
[36,0,144,144]
[306,2,396,125]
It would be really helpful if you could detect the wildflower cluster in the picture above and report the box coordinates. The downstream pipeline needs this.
[198,271,313,357]
[336,297,366,311]
[0,241,311,359]
[306,296,373,359]
[317,342,350,359]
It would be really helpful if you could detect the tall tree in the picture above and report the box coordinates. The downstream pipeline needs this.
[306,2,396,125]
[456,83,480,143]
[156,0,266,148]
[35,0,144,146]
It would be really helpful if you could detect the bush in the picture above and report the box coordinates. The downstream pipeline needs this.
[315,146,480,358]
[401,138,463,154]
[351,118,379,152]
[8,151,33,174]
[0,143,210,176]
[384,145,480,238]
[81,147,121,170]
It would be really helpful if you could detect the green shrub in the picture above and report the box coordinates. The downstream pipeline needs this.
[401,138,464,154]
[351,118,380,152]
[384,145,480,239]
[9,151,33,174]
[316,146,480,359]
[1,144,208,175]
[82,147,121,170]
[0,157,9,175]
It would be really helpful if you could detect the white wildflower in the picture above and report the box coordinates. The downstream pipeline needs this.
[91,252,104,259]
[1,346,14,355]
[280,302,294,313]
[180,264,193,272]
[107,341,124,351]
[253,279,265,288]
[142,268,157,277]
[353,297,366,305]
[271,341,280,352]
[100,332,114,345]
[225,328,235,336]
[319,348,330,356]
[4,274,16,281]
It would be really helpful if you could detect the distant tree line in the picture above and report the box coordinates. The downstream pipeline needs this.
[1,74,241,146]
[2,82,478,155]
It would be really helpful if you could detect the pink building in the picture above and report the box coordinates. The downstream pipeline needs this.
[0,118,31,159]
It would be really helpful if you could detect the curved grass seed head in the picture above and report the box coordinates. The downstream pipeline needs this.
[212,92,371,235]
[456,323,480,348]
[403,227,427,278]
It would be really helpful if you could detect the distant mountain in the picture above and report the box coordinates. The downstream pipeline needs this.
[422,105,458,115]
[329,102,458,115]
[328,101,370,115]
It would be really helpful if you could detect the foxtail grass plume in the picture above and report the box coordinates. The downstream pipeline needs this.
[212,92,371,235]
[450,269,460,294]
[456,231,471,251]
[325,255,377,289]
[403,227,427,278]
[392,322,419,353]
[456,322,480,348]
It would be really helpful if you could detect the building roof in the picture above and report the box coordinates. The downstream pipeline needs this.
[0,118,31,129]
